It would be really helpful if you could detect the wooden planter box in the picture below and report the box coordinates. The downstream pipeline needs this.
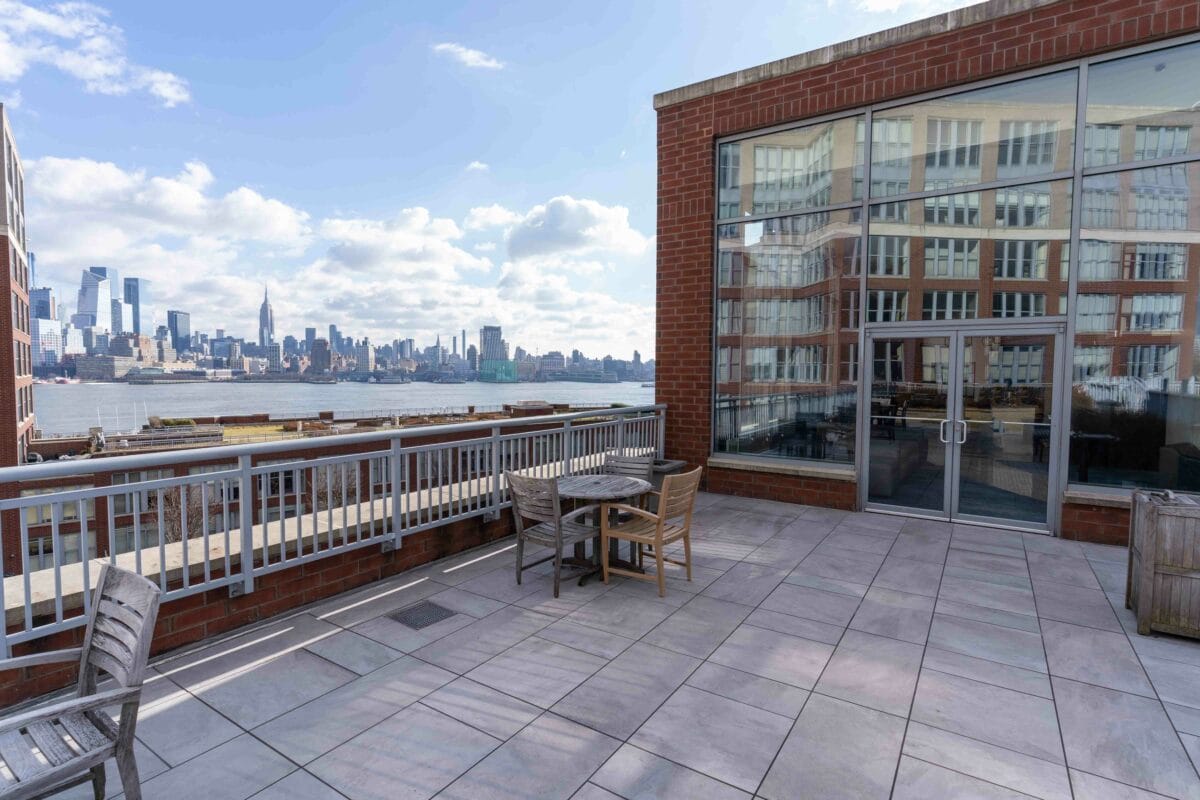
[1127,490,1200,637]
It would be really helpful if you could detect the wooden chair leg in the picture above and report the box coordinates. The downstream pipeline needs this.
[90,764,105,800]
[686,532,696,582]
[116,745,141,800]
[553,545,562,598]
[655,547,666,597]
[601,532,611,584]
[515,534,524,586]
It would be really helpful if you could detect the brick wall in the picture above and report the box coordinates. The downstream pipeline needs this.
[1061,500,1131,545]
[0,513,515,707]
[707,467,857,510]
[656,0,1200,506]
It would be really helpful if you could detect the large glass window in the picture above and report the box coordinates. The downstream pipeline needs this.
[714,209,858,464]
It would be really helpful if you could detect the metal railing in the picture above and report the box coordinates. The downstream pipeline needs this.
[0,404,666,656]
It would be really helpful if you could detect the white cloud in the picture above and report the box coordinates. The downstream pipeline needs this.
[473,242,497,252]
[0,1,191,107]
[465,160,489,172]
[431,42,504,70]
[507,196,650,261]
[0,88,22,109]
[463,203,523,231]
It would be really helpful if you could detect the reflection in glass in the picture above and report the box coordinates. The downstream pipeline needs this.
[714,210,860,464]
[1071,164,1200,490]
[717,115,863,219]
[870,70,1077,197]
[1085,41,1200,166]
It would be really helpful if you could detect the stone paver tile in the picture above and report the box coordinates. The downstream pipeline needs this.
[889,532,950,564]
[591,744,751,800]
[309,702,499,800]
[535,618,636,660]
[58,740,168,800]
[1053,677,1200,799]
[823,530,895,555]
[1166,701,1200,736]
[849,586,935,644]
[429,586,509,618]
[811,543,887,569]
[892,756,1032,799]
[408,544,518,587]
[760,582,860,627]
[440,713,620,800]
[606,573,693,607]
[802,505,850,524]
[420,676,541,740]
[872,556,944,598]
[514,572,627,617]
[709,624,833,689]
[1080,542,1129,563]
[1032,580,1121,632]
[1129,628,1200,668]
[952,526,1025,556]
[815,629,924,716]
[842,512,907,533]
[249,771,346,800]
[939,574,1037,617]
[1090,559,1128,594]
[684,661,809,719]
[904,721,1071,800]
[742,607,845,645]
[411,606,556,674]
[928,614,1046,673]
[309,577,445,628]
[946,548,1030,579]
[564,590,677,638]
[934,597,1042,633]
[254,655,455,764]
[466,636,607,708]
[945,564,1033,589]
[922,647,1052,699]
[352,609,475,653]
[642,595,750,658]
[911,670,1064,765]
[1042,619,1154,696]
[630,685,791,793]
[900,517,953,536]
[790,550,881,585]
[784,571,869,597]
[129,675,242,767]
[571,784,623,800]
[699,562,789,606]
[1022,534,1084,559]
[759,693,905,800]
[136,734,294,800]
[742,537,819,570]
[455,563,557,604]
[1139,655,1200,711]
[633,561,725,595]
[1027,551,1102,590]
[304,629,403,675]
[1068,770,1178,799]
[552,642,700,740]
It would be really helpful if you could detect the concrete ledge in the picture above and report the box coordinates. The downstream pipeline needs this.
[1063,489,1132,509]
[707,454,856,482]
[653,0,1059,109]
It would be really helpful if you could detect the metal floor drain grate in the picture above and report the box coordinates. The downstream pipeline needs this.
[388,601,457,630]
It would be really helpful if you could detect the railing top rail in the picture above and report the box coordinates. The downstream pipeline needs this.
[0,404,666,484]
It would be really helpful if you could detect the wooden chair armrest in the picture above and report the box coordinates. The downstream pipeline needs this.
[603,504,659,524]
[0,686,140,736]
[562,504,600,523]
[0,648,82,672]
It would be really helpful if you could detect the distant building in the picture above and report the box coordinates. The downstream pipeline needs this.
[1,103,33,464]
[167,310,191,352]
[304,327,316,354]
[466,344,478,371]
[480,325,505,362]
[258,286,274,347]
[123,278,151,336]
[29,287,55,320]
[355,338,375,372]
[541,351,566,372]
[30,317,61,368]
[75,355,138,381]
[283,334,298,357]
[74,268,112,332]
[267,342,283,373]
[309,338,331,373]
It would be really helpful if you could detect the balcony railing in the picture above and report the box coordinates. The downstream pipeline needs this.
[0,404,666,656]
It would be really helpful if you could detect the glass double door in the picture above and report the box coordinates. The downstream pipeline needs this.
[864,324,1062,530]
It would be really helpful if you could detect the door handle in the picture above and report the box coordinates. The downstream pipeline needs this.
[939,419,950,443]
[956,419,967,444]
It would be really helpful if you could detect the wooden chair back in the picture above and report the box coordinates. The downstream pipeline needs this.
[602,455,653,481]
[77,565,161,695]
[659,467,703,526]
[505,471,562,527]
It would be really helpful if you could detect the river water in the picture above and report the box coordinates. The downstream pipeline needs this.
[32,381,657,435]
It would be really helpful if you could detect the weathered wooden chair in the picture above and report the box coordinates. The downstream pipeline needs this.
[601,467,703,596]
[506,471,599,597]
[0,565,161,800]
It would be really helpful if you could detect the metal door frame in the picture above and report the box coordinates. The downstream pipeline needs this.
[859,320,1065,534]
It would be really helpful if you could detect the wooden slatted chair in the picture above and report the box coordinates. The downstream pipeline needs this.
[506,471,599,598]
[600,467,703,597]
[0,565,161,800]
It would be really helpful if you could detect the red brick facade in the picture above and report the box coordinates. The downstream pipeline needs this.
[655,0,1200,531]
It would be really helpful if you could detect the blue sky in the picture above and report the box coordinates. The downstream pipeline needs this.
[3,0,965,358]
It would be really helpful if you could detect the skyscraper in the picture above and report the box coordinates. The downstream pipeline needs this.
[74,268,112,332]
[29,287,55,321]
[167,309,191,352]
[123,278,151,336]
[0,103,33,465]
[258,286,274,348]
[309,338,331,373]
[480,325,505,362]
[304,326,316,354]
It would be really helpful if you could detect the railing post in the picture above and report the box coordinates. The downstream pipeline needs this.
[388,436,403,551]
[235,454,254,597]
[0,515,8,659]
[562,419,573,477]
[617,415,627,456]
[490,426,503,520]
[657,407,666,459]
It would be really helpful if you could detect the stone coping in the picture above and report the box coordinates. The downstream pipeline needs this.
[707,454,856,482]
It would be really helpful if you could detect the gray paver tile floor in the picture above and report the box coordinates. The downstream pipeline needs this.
[44,493,1200,799]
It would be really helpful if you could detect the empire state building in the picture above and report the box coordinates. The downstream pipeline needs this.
[258,286,274,347]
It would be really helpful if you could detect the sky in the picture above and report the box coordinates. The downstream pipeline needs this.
[1,0,970,360]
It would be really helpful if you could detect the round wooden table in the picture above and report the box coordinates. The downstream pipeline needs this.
[557,474,653,582]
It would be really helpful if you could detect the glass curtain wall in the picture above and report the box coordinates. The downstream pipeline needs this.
[714,37,1200,494]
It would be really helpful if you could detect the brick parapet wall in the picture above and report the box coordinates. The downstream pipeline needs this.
[1061,501,1131,545]
[656,0,1200,507]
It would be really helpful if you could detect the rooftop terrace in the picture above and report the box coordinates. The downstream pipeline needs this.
[32,492,1200,800]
